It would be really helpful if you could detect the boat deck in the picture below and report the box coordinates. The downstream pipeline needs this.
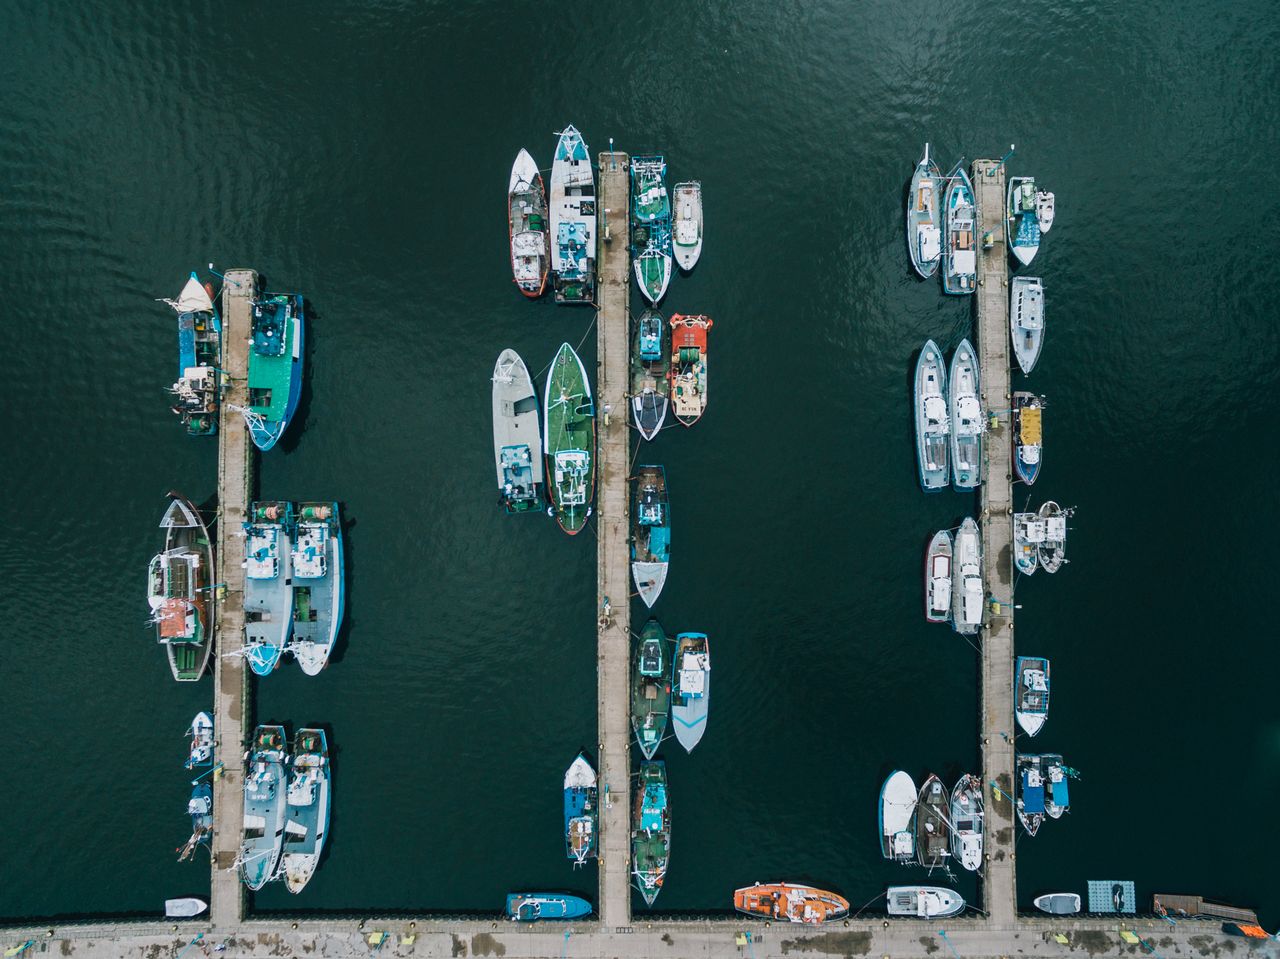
[973,159,1016,925]
[596,150,632,928]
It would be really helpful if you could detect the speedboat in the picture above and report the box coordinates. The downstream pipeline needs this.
[942,167,977,294]
[280,728,331,893]
[1017,754,1046,836]
[290,502,344,675]
[1034,892,1081,915]
[1013,512,1044,576]
[631,465,670,607]
[185,712,214,768]
[951,518,982,635]
[632,761,670,906]
[672,181,703,270]
[925,530,953,623]
[669,315,712,426]
[630,619,670,759]
[1015,656,1050,736]
[563,753,598,865]
[1036,191,1056,232]
[244,501,294,676]
[1007,176,1041,265]
[886,886,965,918]
[161,272,221,436]
[239,725,288,890]
[549,125,596,304]
[630,309,670,440]
[949,339,983,489]
[1045,754,1071,819]
[878,770,917,863]
[543,342,595,534]
[631,155,673,304]
[906,144,943,278]
[148,492,214,682]
[949,774,983,871]
[1038,501,1068,572]
[671,632,710,753]
[1012,392,1044,485]
[505,893,592,921]
[734,884,849,924]
[492,349,544,513]
[914,340,950,491]
[1010,276,1045,374]
[245,290,305,451]
[508,148,549,297]
[915,774,951,870]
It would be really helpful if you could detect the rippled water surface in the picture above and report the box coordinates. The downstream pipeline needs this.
[1,0,1277,925]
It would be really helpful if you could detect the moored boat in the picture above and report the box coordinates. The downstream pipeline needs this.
[672,181,703,271]
[1017,753,1046,837]
[244,501,294,676]
[239,725,288,890]
[1012,392,1044,485]
[669,315,712,426]
[1036,191,1056,233]
[914,340,950,491]
[280,728,331,893]
[161,272,221,436]
[508,148,549,297]
[164,897,208,918]
[1037,501,1068,572]
[291,502,343,675]
[879,770,917,863]
[564,753,598,865]
[631,618,671,759]
[1010,276,1045,374]
[245,290,304,451]
[631,465,670,608]
[631,155,673,304]
[177,782,213,861]
[1015,656,1050,736]
[949,774,983,871]
[925,530,953,623]
[185,711,214,768]
[734,883,849,924]
[949,338,983,489]
[1007,176,1042,266]
[630,309,671,440]
[1033,892,1081,915]
[505,893,592,921]
[1045,754,1071,819]
[549,125,596,304]
[1013,512,1044,576]
[907,144,943,278]
[148,492,215,682]
[632,761,670,906]
[915,774,951,870]
[492,349,545,513]
[543,343,595,534]
[943,167,977,294]
[951,518,982,635]
[671,632,710,753]
[886,886,965,918]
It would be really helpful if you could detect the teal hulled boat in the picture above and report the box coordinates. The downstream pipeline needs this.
[632,761,670,906]
[631,155,673,304]
[280,728,331,893]
[506,893,592,921]
[239,725,288,891]
[246,290,305,451]
[244,501,294,676]
[290,502,344,675]
[543,343,595,534]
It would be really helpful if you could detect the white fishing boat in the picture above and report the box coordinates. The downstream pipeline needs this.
[1013,512,1044,576]
[1038,501,1068,572]
[949,774,983,871]
[548,125,596,304]
[164,897,207,918]
[1010,276,1045,374]
[280,728,331,893]
[942,167,977,294]
[924,530,953,623]
[672,181,703,270]
[507,148,549,297]
[951,518,982,635]
[1034,892,1080,915]
[906,143,943,278]
[914,340,950,491]
[878,770,917,863]
[948,339,983,489]
[185,711,214,768]
[1007,176,1041,265]
[671,632,710,753]
[492,349,545,514]
[1015,656,1051,736]
[1035,191,1056,233]
[290,502,344,676]
[886,886,965,918]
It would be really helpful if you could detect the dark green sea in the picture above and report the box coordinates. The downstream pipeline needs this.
[1,0,1277,927]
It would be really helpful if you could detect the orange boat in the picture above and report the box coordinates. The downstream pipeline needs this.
[734,883,849,924]
[668,314,712,426]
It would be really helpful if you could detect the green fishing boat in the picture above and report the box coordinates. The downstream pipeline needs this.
[631,618,670,759]
[542,342,595,534]
[632,760,670,907]
[630,155,673,305]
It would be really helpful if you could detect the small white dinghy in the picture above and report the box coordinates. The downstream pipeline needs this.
[886,886,965,918]
[165,897,208,918]
[1035,191,1056,233]
[1034,892,1081,915]
[185,711,214,768]
[672,181,703,270]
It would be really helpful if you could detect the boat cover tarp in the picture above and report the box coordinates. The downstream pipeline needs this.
[1020,408,1042,444]
[1022,780,1045,814]
[1051,777,1069,807]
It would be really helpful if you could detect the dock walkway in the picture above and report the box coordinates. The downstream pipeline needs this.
[209,269,257,928]
[595,151,632,928]
[973,160,1016,924]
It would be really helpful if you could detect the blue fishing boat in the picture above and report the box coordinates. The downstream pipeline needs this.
[1007,176,1041,266]
[280,728,331,893]
[244,501,294,676]
[1014,656,1050,736]
[161,272,221,436]
[505,893,592,921]
[290,502,344,675]
[239,725,288,890]
[563,753,598,865]
[671,632,710,753]
[246,291,305,451]
[942,167,977,294]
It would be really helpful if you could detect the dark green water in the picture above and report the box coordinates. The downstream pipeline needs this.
[2,0,1278,927]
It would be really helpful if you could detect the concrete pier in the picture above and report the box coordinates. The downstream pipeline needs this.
[595,151,632,928]
[209,269,258,928]
[972,160,1016,924]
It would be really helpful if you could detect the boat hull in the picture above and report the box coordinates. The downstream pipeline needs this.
[948,339,983,489]
[942,168,977,295]
[247,293,305,452]
[924,530,953,623]
[549,125,596,304]
[879,770,917,862]
[907,145,942,278]
[672,181,703,271]
[915,774,951,869]
[734,883,849,924]
[281,728,331,893]
[1033,893,1081,915]
[914,340,950,490]
[669,315,711,426]
[1007,176,1042,266]
[1010,277,1045,374]
[505,894,592,921]
[886,886,965,918]
[543,343,596,534]
[563,754,598,863]
[493,349,545,513]
[671,632,710,753]
[152,492,216,683]
[951,517,982,635]
[508,148,549,297]
[630,619,670,758]
[1014,655,1050,737]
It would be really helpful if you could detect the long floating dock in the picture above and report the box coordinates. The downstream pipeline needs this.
[209,268,257,928]
[595,150,632,929]
[973,159,1017,924]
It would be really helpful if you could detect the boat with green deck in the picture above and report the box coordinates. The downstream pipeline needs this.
[246,290,305,451]
[632,760,670,906]
[631,155,673,304]
[631,618,670,759]
[543,342,595,534]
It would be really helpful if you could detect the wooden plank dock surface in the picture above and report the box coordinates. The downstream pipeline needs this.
[209,268,257,928]
[595,151,632,929]
[973,160,1016,924]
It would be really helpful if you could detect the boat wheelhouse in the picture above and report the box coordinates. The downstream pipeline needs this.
[549,125,596,304]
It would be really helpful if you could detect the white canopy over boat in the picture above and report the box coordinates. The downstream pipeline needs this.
[880,770,917,861]
[165,273,214,315]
